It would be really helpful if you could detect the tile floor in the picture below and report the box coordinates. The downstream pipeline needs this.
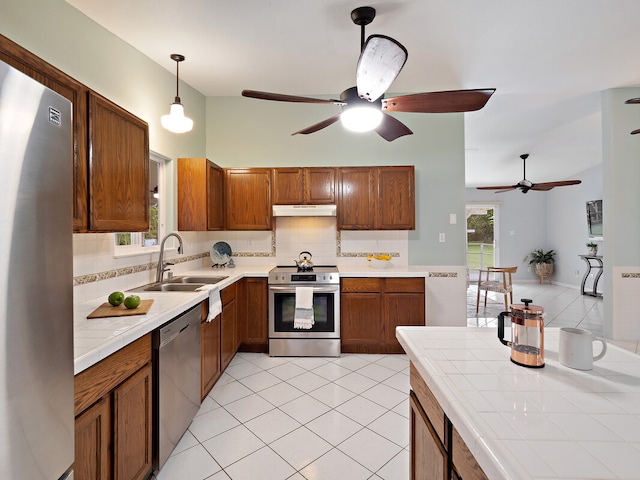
[153,282,636,480]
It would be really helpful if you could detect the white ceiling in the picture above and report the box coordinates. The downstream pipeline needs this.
[65,0,640,187]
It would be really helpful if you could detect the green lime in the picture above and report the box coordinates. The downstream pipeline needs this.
[124,295,141,309]
[108,291,125,306]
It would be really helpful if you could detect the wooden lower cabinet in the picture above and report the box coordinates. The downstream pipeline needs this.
[410,362,488,480]
[238,277,269,352]
[113,364,153,480]
[74,396,111,480]
[220,283,238,370]
[74,334,153,480]
[201,309,222,401]
[410,393,447,480]
[341,277,425,353]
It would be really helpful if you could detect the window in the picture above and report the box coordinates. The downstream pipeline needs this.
[114,152,167,253]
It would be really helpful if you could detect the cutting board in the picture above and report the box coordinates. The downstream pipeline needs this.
[87,299,154,319]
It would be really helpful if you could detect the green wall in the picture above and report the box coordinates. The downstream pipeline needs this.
[206,96,468,265]
[1,0,468,267]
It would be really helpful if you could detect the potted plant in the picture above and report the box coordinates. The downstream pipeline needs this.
[526,249,556,284]
[586,242,598,256]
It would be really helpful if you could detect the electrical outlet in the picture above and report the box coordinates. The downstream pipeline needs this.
[439,233,445,242]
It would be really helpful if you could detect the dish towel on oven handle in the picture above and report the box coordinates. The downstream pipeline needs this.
[294,286,314,329]
[196,284,222,322]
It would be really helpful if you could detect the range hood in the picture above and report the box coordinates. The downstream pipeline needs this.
[272,204,337,217]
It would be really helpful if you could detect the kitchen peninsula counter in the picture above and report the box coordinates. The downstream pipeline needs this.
[73,265,271,374]
[396,326,640,480]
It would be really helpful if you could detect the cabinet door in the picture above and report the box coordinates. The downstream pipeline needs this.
[178,158,224,231]
[74,396,111,480]
[224,168,272,230]
[113,363,152,480]
[340,293,382,353]
[410,392,447,480]
[207,162,224,230]
[240,278,269,351]
[376,166,415,230]
[201,316,221,400]
[383,278,425,353]
[305,167,336,204]
[0,34,90,231]
[338,167,376,230]
[178,158,208,231]
[89,92,149,232]
[273,168,304,204]
[221,284,238,370]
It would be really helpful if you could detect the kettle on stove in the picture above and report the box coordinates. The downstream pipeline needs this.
[498,298,545,368]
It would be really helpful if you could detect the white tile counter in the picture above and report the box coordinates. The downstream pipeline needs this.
[396,326,640,480]
[337,264,429,277]
[73,265,271,374]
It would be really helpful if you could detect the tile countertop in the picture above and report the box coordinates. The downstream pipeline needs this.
[396,327,640,480]
[73,265,271,375]
[73,264,429,375]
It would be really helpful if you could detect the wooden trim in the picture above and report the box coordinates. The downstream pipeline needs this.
[410,362,446,444]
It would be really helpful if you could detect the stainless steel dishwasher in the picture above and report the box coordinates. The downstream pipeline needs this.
[153,304,201,470]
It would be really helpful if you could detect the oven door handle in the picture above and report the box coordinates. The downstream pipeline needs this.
[269,286,338,293]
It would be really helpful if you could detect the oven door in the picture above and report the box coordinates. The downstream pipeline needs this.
[269,285,340,339]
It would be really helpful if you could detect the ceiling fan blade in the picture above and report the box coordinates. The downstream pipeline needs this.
[375,113,413,142]
[242,90,345,106]
[625,98,640,104]
[292,114,341,136]
[356,34,408,102]
[631,129,640,135]
[382,89,496,113]
[530,180,582,191]
[476,185,517,191]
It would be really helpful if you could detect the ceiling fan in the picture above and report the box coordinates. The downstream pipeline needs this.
[476,154,582,194]
[625,97,640,135]
[241,6,495,142]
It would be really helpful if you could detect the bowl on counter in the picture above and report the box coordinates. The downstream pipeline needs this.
[367,257,391,269]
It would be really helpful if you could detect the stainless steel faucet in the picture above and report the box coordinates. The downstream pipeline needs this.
[156,232,184,282]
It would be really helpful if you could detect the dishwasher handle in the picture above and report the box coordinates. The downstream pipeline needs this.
[158,305,200,348]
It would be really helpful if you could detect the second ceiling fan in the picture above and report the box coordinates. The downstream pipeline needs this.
[626,97,640,134]
[242,6,495,142]
[476,154,582,194]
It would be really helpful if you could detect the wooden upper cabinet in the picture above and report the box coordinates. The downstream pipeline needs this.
[377,166,415,230]
[224,168,272,230]
[273,168,304,204]
[272,167,336,205]
[338,167,376,229]
[305,167,337,204]
[0,34,89,231]
[88,92,149,232]
[338,166,415,230]
[1,35,151,233]
[178,158,224,231]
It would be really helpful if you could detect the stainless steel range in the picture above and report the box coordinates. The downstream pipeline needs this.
[268,265,340,357]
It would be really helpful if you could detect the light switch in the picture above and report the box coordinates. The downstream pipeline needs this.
[449,214,457,224]
[509,230,515,236]
[439,233,445,242]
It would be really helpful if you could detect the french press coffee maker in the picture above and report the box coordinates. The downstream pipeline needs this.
[498,299,545,368]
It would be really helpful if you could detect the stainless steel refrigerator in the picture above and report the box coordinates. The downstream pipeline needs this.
[0,60,74,479]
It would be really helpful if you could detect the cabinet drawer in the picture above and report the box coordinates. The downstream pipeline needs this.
[221,282,236,305]
[74,334,152,416]
[384,277,425,293]
[341,277,381,293]
[410,362,445,445]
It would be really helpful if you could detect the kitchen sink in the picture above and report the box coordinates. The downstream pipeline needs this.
[167,276,227,284]
[128,282,205,292]
[127,275,228,293]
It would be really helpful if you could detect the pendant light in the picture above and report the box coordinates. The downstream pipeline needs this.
[161,54,193,133]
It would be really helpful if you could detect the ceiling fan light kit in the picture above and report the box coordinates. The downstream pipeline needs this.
[161,53,193,133]
[476,153,582,194]
[241,6,495,141]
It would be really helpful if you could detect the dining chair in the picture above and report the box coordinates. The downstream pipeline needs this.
[475,266,517,314]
